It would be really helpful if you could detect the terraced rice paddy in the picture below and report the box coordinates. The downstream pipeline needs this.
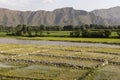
[0,42,120,80]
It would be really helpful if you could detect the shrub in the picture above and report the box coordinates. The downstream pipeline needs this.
[81,29,111,38]
[117,31,120,37]
[70,30,80,37]
[104,30,111,37]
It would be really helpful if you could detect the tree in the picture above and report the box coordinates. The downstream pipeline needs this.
[22,24,27,36]
[70,30,81,37]
[0,25,4,32]
[80,25,86,31]
[82,29,91,37]
[15,25,22,36]
[117,31,120,37]
[81,29,111,38]
[39,25,45,36]
[104,30,111,38]
[27,26,32,37]
[34,26,39,36]
[63,25,73,31]
[40,24,45,31]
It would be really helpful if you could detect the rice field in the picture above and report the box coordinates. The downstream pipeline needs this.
[0,44,120,80]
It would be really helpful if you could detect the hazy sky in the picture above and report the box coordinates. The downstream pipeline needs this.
[0,0,120,11]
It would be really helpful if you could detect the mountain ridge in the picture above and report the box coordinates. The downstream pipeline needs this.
[0,7,120,26]
[92,6,120,25]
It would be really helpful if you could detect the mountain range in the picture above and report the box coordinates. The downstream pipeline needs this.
[0,6,120,26]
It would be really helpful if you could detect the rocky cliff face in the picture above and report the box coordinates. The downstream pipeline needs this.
[92,6,120,25]
[1,6,120,26]
[0,7,106,26]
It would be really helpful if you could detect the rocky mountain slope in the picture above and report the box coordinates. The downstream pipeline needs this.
[92,6,120,25]
[0,7,106,26]
[0,6,120,26]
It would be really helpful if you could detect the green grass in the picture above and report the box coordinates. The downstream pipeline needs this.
[29,31,71,37]
[16,37,120,44]
[110,32,118,37]
[0,32,6,37]
[43,31,71,36]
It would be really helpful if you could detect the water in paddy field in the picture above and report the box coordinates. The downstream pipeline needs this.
[0,63,14,68]
[0,38,120,48]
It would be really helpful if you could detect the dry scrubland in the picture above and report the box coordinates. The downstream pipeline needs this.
[0,44,119,80]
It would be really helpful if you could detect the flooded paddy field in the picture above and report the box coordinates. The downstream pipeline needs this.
[0,38,120,80]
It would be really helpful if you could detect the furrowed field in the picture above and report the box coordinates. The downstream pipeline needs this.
[0,44,120,80]
[1,3,120,80]
[0,29,120,80]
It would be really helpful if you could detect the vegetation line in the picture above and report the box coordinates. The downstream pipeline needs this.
[14,36,120,45]
[29,53,105,62]
[0,24,120,45]
[0,74,51,80]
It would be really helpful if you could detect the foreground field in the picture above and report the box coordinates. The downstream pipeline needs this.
[0,44,120,80]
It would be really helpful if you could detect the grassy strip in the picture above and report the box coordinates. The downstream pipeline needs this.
[0,74,44,80]
[15,37,120,44]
